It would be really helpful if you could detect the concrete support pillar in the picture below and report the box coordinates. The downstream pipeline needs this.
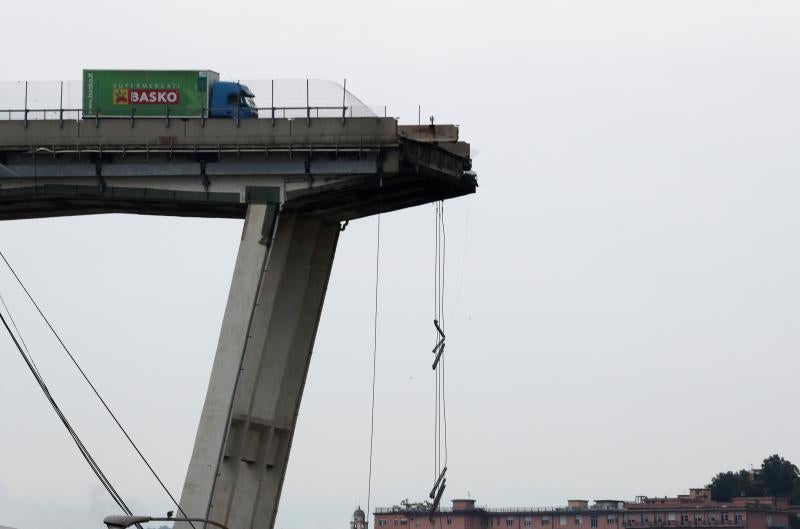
[177,204,340,529]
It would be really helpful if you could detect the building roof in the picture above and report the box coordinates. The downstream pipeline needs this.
[354,506,366,521]
[375,494,794,517]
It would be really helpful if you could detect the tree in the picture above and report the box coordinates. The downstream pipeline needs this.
[708,470,753,501]
[708,455,800,501]
[760,455,799,497]
[393,499,433,512]
[790,482,800,506]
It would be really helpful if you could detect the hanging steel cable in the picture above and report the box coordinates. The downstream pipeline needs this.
[0,250,194,528]
[440,203,448,469]
[367,214,382,520]
[429,201,448,519]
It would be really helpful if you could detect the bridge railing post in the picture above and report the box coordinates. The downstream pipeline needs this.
[342,78,347,126]
[59,81,64,128]
[23,81,28,129]
[306,78,311,126]
[236,79,241,128]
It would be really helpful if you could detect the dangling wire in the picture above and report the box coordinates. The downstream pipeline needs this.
[367,214,381,520]
[429,201,448,519]
[439,203,448,468]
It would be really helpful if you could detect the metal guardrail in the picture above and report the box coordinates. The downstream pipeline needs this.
[374,507,587,515]
[374,509,754,519]
[0,105,388,129]
[624,511,744,529]
[0,79,387,126]
[484,508,585,514]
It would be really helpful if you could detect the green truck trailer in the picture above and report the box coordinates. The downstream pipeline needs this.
[82,69,258,118]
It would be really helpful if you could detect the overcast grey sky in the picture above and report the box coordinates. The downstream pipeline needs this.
[1,2,799,529]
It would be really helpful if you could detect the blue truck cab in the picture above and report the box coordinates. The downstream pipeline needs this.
[210,81,258,118]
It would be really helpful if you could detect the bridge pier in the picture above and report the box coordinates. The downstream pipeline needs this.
[178,204,340,529]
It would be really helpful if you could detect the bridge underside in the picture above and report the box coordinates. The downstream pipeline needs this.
[0,117,475,529]
[0,119,474,222]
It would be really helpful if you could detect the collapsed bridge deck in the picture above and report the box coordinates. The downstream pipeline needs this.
[0,118,475,221]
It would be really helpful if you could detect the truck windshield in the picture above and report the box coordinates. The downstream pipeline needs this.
[241,96,256,108]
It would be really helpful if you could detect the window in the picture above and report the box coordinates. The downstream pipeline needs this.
[668,515,676,523]
[734,515,742,525]
[561,516,568,526]
[766,516,772,527]
[722,514,729,523]
[395,521,399,526]
[401,520,409,526]
[641,515,649,525]
[508,519,515,528]
[525,518,533,528]
[543,518,551,526]
[608,516,617,524]
[576,516,583,526]
[448,520,453,526]
[379,521,386,527]
[591,517,598,528]
[681,515,689,525]
[656,515,663,524]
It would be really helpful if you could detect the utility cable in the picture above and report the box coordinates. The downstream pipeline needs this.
[0,291,41,377]
[367,214,381,520]
[0,307,142,529]
[0,250,194,528]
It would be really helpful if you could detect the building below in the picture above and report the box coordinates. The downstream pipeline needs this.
[374,489,792,529]
[353,506,369,529]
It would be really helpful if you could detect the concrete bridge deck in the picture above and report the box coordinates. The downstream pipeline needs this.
[0,118,475,222]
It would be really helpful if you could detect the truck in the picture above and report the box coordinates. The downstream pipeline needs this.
[82,69,258,119]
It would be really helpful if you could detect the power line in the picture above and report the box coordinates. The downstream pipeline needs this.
[0,250,193,527]
[0,291,41,377]
[0,306,142,529]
